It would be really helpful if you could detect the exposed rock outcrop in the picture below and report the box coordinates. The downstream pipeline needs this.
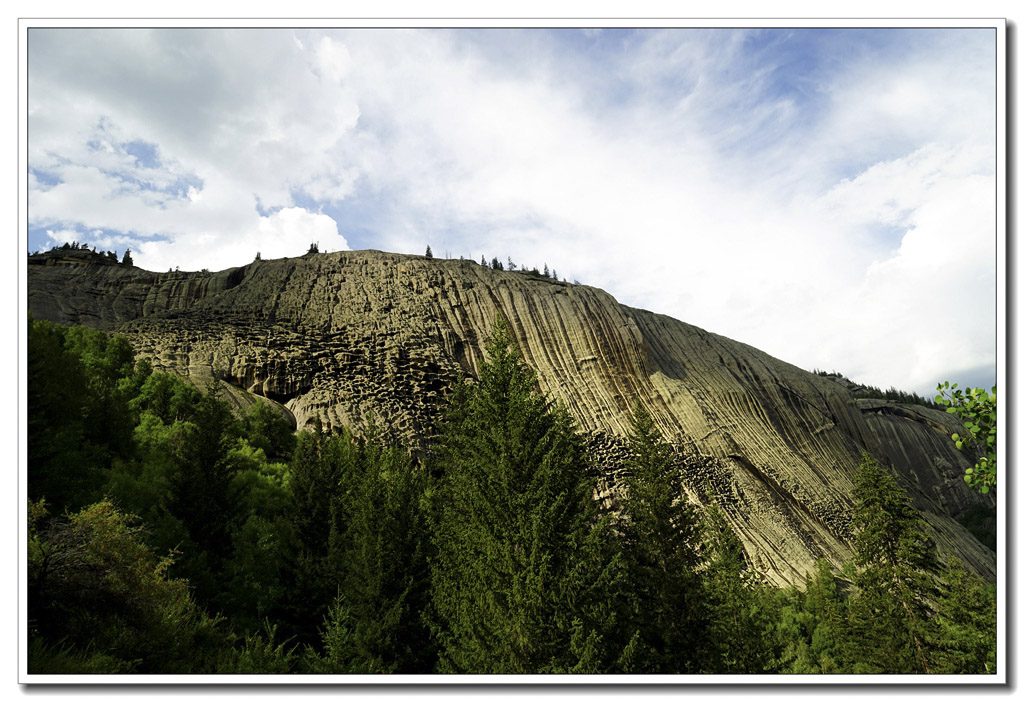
[27,249,996,586]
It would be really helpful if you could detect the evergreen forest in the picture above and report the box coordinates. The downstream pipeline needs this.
[26,317,997,675]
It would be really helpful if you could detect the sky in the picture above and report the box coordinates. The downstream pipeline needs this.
[25,25,998,398]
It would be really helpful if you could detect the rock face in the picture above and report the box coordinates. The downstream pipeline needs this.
[27,249,996,586]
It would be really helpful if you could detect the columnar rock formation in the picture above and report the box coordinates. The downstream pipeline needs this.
[27,248,995,586]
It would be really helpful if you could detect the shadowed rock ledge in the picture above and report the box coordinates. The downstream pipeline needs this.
[27,248,995,586]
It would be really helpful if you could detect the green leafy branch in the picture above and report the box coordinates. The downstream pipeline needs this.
[934,382,996,494]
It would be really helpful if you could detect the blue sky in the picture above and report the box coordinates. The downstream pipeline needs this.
[25,25,998,397]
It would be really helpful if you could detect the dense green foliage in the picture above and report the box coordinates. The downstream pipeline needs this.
[428,318,622,673]
[774,559,848,673]
[935,381,997,493]
[844,453,940,673]
[308,420,435,673]
[616,405,708,672]
[28,498,225,673]
[26,318,997,675]
[700,500,783,672]
[931,557,998,674]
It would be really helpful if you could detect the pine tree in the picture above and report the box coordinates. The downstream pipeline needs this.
[776,559,848,673]
[701,500,780,673]
[616,404,707,673]
[311,420,435,673]
[167,384,239,556]
[425,245,433,259]
[844,453,939,673]
[121,248,133,266]
[428,317,622,673]
[802,559,848,672]
[283,426,357,645]
[930,557,996,674]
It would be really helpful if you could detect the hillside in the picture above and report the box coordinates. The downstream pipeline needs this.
[27,248,995,586]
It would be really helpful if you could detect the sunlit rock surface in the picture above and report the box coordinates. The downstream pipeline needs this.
[28,249,995,586]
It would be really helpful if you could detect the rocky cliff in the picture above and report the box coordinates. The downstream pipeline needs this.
[27,248,996,586]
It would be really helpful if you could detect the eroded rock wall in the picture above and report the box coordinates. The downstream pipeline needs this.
[27,250,995,585]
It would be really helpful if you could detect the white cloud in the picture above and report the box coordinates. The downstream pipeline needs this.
[256,207,348,258]
[323,29,993,394]
[316,36,352,83]
[41,228,82,246]
[27,27,996,395]
[28,28,360,265]
[803,152,994,392]
[128,207,347,273]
